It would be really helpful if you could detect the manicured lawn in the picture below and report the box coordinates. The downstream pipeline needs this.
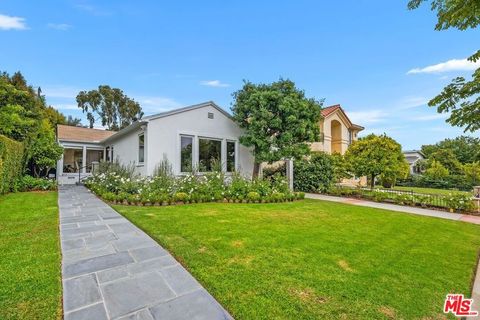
[377,185,471,196]
[0,192,62,320]
[115,200,480,320]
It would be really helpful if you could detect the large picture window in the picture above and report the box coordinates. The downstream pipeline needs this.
[226,141,236,172]
[180,136,193,172]
[199,138,221,172]
[138,134,145,163]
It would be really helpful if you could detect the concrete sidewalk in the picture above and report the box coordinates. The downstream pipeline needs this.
[59,185,232,320]
[305,193,480,225]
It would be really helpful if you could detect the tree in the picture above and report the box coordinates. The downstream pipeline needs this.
[427,149,463,174]
[76,85,143,130]
[65,115,82,126]
[29,119,63,177]
[344,134,408,189]
[425,160,449,179]
[463,162,480,185]
[421,136,480,164]
[231,79,322,177]
[408,0,480,132]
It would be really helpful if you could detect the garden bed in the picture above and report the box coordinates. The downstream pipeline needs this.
[327,185,477,214]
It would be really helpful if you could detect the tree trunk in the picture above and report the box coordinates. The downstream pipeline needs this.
[252,162,261,179]
[370,173,375,190]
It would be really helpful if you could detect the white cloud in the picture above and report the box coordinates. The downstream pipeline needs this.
[397,96,429,109]
[346,110,388,126]
[411,113,448,121]
[52,103,78,110]
[135,96,182,113]
[43,86,80,99]
[200,80,230,88]
[0,14,27,30]
[47,23,72,31]
[407,58,480,74]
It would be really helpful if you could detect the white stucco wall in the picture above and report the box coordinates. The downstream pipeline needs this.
[105,127,147,176]
[146,104,254,177]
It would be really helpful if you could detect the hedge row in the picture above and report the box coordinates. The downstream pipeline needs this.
[0,135,24,194]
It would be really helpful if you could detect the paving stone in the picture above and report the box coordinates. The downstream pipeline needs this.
[129,246,169,262]
[62,238,85,251]
[63,273,101,312]
[149,289,232,320]
[61,225,108,237]
[117,309,155,320]
[64,302,108,320]
[61,215,100,224]
[109,223,139,234]
[60,223,78,230]
[63,245,117,264]
[63,251,134,278]
[159,265,202,296]
[101,271,176,319]
[113,235,157,251]
[84,232,117,250]
[96,266,129,283]
[127,255,178,275]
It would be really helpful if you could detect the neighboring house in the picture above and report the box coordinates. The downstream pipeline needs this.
[403,150,426,175]
[310,104,364,154]
[56,101,254,184]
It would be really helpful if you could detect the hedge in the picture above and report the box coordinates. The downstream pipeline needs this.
[0,135,24,194]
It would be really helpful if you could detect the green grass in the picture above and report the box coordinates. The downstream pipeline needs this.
[0,192,61,320]
[376,185,471,196]
[115,200,480,320]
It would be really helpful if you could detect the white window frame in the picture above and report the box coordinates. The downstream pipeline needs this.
[179,135,194,174]
[225,140,237,172]
[138,133,145,165]
[198,136,223,173]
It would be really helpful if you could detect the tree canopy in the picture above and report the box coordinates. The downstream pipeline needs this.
[421,136,480,164]
[0,71,78,177]
[77,85,143,131]
[408,0,480,132]
[231,79,323,177]
[344,134,408,188]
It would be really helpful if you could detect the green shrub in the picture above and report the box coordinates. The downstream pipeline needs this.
[15,175,56,192]
[174,192,188,202]
[247,191,260,202]
[293,152,334,193]
[0,135,24,194]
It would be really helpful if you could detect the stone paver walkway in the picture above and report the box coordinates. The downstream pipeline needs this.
[59,185,232,320]
[306,193,480,225]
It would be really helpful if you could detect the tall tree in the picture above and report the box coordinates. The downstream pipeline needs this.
[421,136,480,164]
[428,149,463,174]
[231,79,323,177]
[76,85,143,130]
[408,0,480,132]
[345,134,408,189]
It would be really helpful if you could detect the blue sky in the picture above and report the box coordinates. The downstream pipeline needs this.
[1,1,479,149]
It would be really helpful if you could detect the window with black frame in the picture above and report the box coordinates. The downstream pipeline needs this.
[199,138,221,172]
[180,136,193,172]
[226,141,236,172]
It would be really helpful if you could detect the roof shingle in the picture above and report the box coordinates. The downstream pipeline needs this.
[57,125,116,143]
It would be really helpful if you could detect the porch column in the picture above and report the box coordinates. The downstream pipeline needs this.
[82,146,87,174]
[285,158,294,191]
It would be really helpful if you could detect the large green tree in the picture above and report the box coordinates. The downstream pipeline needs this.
[427,148,463,174]
[421,136,480,164]
[345,134,409,189]
[77,85,143,130]
[408,0,480,132]
[231,79,323,177]
[0,71,69,177]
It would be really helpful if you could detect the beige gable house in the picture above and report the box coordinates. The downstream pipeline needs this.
[311,104,364,155]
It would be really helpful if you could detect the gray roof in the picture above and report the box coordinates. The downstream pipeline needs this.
[100,101,232,144]
[144,101,232,121]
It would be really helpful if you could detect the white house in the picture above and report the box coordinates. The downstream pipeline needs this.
[56,101,255,184]
[403,150,426,175]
